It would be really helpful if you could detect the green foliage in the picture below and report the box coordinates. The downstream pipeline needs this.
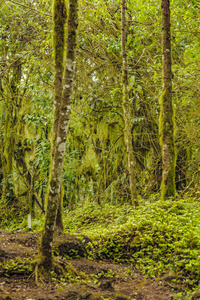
[3,192,200,291]
[0,0,200,220]
[62,146,81,206]
[0,1,199,294]
[0,258,32,277]
[90,269,115,284]
[63,201,134,234]
[62,195,200,287]
[0,196,26,228]
[0,0,53,221]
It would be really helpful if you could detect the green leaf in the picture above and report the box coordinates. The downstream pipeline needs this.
[129,76,135,89]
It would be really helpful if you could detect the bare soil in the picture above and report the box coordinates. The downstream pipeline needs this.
[0,230,178,299]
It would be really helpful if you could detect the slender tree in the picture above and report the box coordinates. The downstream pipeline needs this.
[121,0,138,207]
[1,61,22,203]
[51,0,67,235]
[159,0,176,200]
[40,0,78,266]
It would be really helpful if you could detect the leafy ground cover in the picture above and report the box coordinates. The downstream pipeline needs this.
[0,230,174,300]
[63,193,200,297]
[2,192,200,299]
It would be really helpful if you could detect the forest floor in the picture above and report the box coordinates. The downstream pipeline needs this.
[0,230,181,300]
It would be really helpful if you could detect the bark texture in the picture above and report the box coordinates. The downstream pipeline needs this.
[159,0,176,200]
[40,0,78,265]
[52,0,67,235]
[121,0,138,207]
[1,61,22,203]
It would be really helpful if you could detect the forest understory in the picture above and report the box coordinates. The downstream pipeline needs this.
[1,195,200,300]
[0,0,200,299]
[0,230,183,300]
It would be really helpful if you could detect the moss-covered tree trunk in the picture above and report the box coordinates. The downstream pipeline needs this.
[40,0,78,266]
[121,0,138,207]
[51,0,67,235]
[1,61,22,203]
[159,0,176,200]
[56,183,64,235]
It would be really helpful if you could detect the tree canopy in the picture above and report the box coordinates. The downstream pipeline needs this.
[0,0,199,228]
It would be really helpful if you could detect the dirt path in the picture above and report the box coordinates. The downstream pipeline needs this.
[0,230,175,300]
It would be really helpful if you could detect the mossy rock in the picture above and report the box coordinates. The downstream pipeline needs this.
[54,234,92,258]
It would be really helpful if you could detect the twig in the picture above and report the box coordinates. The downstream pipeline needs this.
[7,0,51,17]
[0,4,7,12]
[127,20,155,26]
[0,43,44,76]
[132,48,145,68]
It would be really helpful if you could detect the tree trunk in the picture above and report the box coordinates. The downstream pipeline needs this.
[51,0,67,236]
[1,61,22,203]
[40,0,78,266]
[56,183,64,235]
[159,0,176,200]
[121,0,138,207]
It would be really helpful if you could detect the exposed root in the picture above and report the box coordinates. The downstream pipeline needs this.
[33,254,80,283]
[33,254,46,283]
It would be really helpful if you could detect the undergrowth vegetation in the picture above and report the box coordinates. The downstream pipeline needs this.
[0,258,32,277]
[61,193,200,286]
[4,191,200,297]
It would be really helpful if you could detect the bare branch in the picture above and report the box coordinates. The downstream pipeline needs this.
[0,43,45,77]
[127,20,155,26]
[6,0,51,17]
[132,48,146,68]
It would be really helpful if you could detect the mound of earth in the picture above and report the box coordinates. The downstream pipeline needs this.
[0,230,178,299]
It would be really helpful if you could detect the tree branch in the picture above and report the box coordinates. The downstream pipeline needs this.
[7,0,51,17]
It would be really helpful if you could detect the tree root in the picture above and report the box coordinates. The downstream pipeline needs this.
[33,254,46,283]
[33,254,80,283]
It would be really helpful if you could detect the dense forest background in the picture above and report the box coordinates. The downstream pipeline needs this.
[0,1,200,299]
[0,0,199,225]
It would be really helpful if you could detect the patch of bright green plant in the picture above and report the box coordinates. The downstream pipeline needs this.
[89,197,200,287]
[18,215,45,232]
[0,257,32,277]
[67,249,80,258]
[50,269,78,284]
[90,269,115,284]
[3,190,200,289]
[63,201,135,237]
[60,195,200,287]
